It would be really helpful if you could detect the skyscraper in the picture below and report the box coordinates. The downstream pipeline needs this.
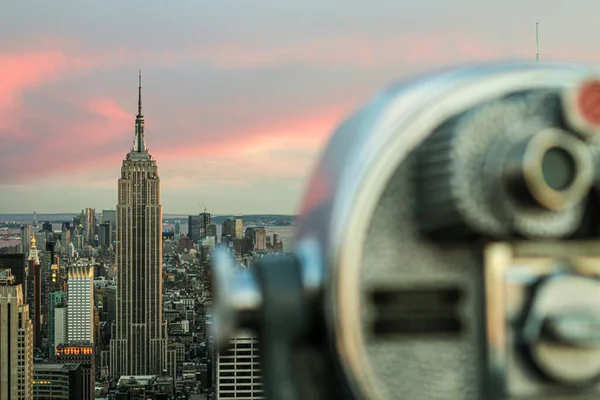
[0,269,33,399]
[101,210,117,245]
[110,72,166,378]
[26,236,42,348]
[61,224,71,257]
[42,221,52,233]
[200,212,211,239]
[217,335,264,399]
[188,215,202,242]
[67,264,94,344]
[55,343,95,400]
[98,222,111,249]
[48,291,66,355]
[234,216,243,239]
[189,212,211,242]
[20,224,32,256]
[82,208,97,246]
[174,220,181,236]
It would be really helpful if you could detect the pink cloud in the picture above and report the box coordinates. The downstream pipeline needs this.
[0,30,571,187]
[14,95,131,151]
[0,51,67,132]
[0,91,341,184]
[154,103,346,161]
[78,97,132,146]
[87,97,131,122]
[0,93,134,183]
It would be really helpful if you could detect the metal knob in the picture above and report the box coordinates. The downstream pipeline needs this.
[541,313,600,348]
[521,273,600,386]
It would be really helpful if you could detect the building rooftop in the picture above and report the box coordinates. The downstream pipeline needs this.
[34,362,81,372]
[0,269,15,285]
[117,375,155,386]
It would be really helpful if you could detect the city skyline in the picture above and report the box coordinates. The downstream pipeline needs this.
[2,1,600,214]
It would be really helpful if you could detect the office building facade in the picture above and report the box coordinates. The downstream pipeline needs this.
[0,269,33,399]
[67,265,94,344]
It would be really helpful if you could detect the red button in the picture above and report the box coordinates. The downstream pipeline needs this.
[577,80,600,126]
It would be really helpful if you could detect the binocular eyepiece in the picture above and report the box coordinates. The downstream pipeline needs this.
[504,127,590,212]
[211,62,600,400]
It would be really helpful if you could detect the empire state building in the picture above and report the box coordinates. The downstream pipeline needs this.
[110,72,166,378]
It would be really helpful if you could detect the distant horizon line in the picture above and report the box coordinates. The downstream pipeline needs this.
[0,212,298,217]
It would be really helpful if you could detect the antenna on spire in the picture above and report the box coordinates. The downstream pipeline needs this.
[132,70,146,154]
[138,70,142,116]
[536,22,539,63]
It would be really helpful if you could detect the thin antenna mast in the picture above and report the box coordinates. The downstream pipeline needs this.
[536,22,539,63]
[138,70,142,116]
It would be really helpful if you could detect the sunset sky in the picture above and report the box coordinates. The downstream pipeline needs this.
[0,1,597,214]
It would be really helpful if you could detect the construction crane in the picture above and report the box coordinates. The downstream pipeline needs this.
[199,202,207,213]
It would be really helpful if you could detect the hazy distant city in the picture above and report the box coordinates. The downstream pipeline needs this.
[0,213,297,252]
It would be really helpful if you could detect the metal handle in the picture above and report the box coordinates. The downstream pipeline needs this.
[210,248,263,350]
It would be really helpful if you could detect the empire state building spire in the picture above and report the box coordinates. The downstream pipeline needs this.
[133,70,146,154]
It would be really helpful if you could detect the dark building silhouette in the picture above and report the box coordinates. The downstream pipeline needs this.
[46,241,55,262]
[188,215,201,242]
[0,253,26,288]
[42,221,53,232]
[99,221,111,249]
[55,344,95,400]
[188,212,211,242]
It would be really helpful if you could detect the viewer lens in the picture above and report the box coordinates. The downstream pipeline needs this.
[541,147,576,191]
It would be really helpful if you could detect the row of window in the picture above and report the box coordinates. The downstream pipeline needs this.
[219,364,261,371]
[219,371,257,377]
[220,357,260,364]
[218,392,264,398]
[221,350,259,357]
[219,384,264,391]
[219,378,262,384]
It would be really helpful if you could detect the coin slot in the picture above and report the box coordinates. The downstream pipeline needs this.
[370,287,464,336]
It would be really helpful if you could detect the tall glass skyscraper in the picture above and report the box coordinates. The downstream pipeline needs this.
[110,72,166,378]
[66,264,94,344]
